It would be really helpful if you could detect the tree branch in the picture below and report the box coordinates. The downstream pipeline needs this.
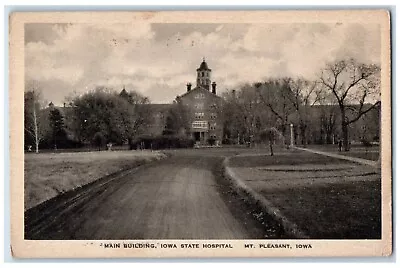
[257,89,284,121]
[347,101,381,125]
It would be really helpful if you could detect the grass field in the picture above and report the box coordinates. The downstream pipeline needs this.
[229,151,381,239]
[24,150,166,210]
[307,144,380,161]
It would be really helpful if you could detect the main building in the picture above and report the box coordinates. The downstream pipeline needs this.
[135,59,224,145]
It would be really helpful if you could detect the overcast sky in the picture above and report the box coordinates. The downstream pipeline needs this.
[25,23,381,105]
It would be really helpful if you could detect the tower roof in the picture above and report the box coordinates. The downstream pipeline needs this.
[197,58,211,71]
[119,87,129,98]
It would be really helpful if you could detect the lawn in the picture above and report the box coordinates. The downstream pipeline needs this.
[307,144,380,161]
[24,150,166,210]
[229,150,349,167]
[229,151,381,239]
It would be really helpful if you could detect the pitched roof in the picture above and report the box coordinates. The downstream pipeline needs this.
[119,88,129,98]
[177,86,221,100]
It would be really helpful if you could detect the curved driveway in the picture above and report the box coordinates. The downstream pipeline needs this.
[26,150,276,240]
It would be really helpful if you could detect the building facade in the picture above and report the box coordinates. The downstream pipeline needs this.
[175,59,224,145]
[135,59,224,145]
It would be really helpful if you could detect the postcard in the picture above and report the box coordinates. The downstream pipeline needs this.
[9,10,391,258]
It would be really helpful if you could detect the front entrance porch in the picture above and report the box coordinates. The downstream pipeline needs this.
[193,131,207,144]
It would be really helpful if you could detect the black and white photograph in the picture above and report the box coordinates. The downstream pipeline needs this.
[9,10,391,258]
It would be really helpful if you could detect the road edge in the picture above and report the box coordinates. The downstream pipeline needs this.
[222,156,309,239]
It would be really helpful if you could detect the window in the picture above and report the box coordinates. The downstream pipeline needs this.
[192,121,208,129]
[195,93,205,99]
[195,112,204,119]
[210,103,217,109]
[210,123,217,130]
[202,72,204,77]
[210,113,217,119]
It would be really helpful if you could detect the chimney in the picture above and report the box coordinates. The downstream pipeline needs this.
[63,103,66,107]
[186,83,192,92]
[212,82,217,94]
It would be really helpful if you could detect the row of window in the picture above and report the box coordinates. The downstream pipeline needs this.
[195,112,204,119]
[195,93,205,99]
[192,121,218,130]
[192,121,209,129]
[194,103,218,110]
[199,80,209,85]
[155,110,217,120]
[194,112,217,120]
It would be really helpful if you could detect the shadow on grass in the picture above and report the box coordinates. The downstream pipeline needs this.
[229,152,350,167]
[261,180,381,239]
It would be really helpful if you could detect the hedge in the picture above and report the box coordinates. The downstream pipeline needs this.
[129,135,195,150]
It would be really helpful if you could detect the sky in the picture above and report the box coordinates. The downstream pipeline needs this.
[24,22,381,105]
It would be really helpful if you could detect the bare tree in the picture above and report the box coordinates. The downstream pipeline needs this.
[320,105,339,144]
[221,90,244,144]
[286,78,323,146]
[237,85,262,144]
[255,78,295,146]
[224,84,271,145]
[24,90,44,153]
[317,92,340,144]
[319,58,381,151]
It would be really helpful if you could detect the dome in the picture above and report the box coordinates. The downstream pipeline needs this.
[197,59,211,71]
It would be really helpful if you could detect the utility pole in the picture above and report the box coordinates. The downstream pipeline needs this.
[290,123,294,147]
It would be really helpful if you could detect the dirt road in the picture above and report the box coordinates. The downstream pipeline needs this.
[25,149,282,239]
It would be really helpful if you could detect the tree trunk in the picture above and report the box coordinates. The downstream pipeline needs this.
[342,123,350,151]
[341,120,350,152]
[269,140,274,156]
[339,106,350,151]
[300,123,307,147]
[281,124,287,147]
[33,104,39,153]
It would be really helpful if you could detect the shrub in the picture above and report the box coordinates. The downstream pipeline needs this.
[129,135,195,150]
[93,132,106,151]
[361,139,373,147]
[207,137,216,146]
[37,133,84,149]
